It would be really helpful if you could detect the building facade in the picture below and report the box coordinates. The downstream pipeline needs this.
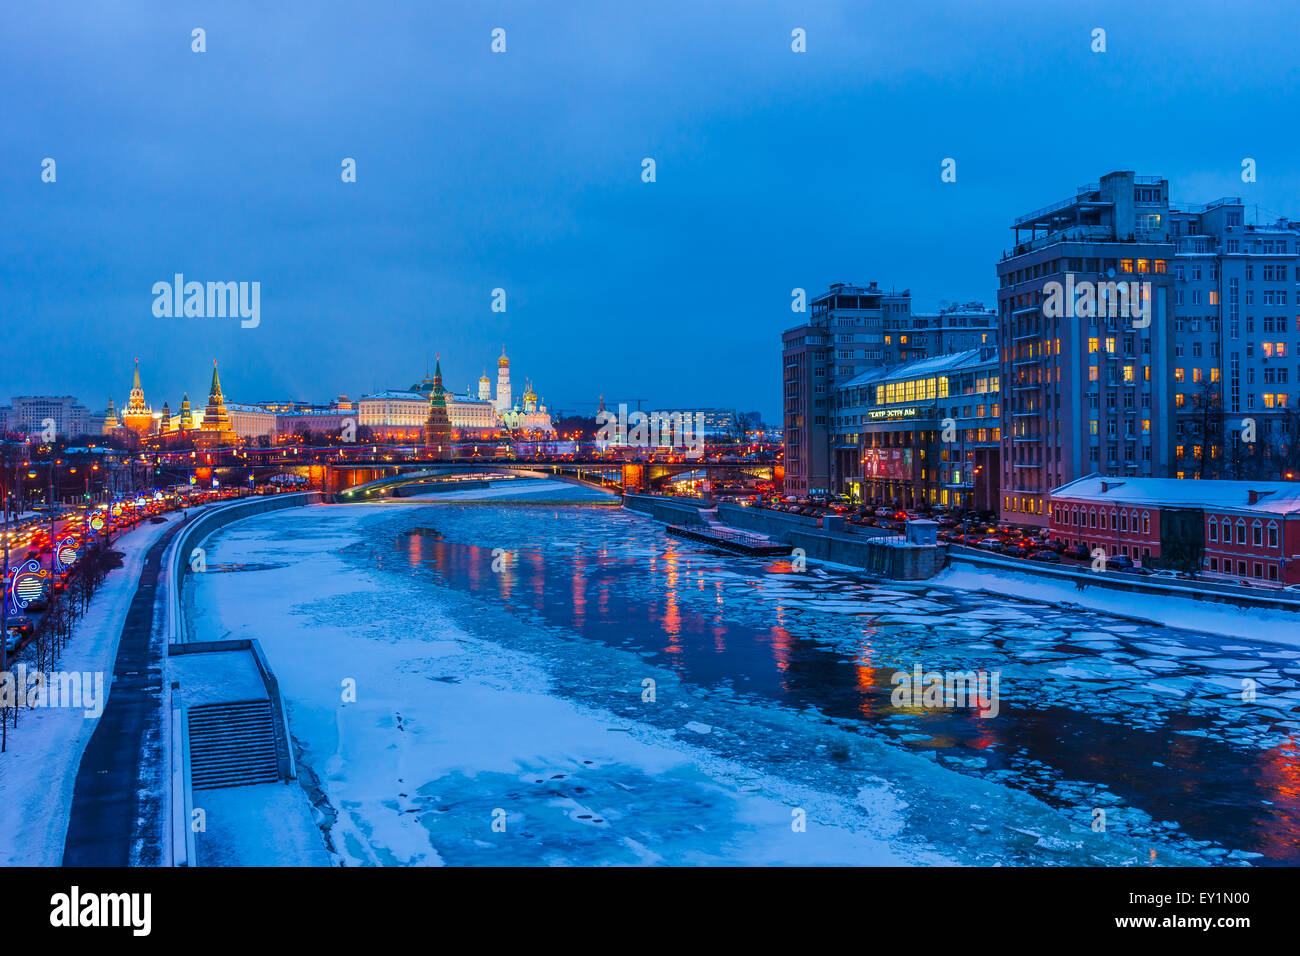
[832,348,1001,511]
[0,395,94,440]
[996,171,1180,528]
[782,282,913,496]
[1166,201,1300,481]
[888,302,997,365]
[226,403,279,439]
[1049,474,1300,584]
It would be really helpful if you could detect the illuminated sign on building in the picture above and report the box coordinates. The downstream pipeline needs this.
[867,406,921,422]
[862,448,914,480]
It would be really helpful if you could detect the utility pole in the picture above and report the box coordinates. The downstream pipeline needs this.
[2,440,11,707]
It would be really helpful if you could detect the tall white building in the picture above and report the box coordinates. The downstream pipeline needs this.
[495,348,512,413]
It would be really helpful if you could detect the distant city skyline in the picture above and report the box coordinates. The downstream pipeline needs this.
[5,1,1300,422]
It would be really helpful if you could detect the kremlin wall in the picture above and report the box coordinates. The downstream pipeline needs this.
[102,348,555,447]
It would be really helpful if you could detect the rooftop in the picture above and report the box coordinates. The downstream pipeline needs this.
[1052,474,1300,515]
[840,348,995,389]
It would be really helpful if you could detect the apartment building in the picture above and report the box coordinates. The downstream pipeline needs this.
[782,282,911,495]
[996,171,1180,529]
[1168,201,1300,480]
[0,395,96,440]
[889,302,997,365]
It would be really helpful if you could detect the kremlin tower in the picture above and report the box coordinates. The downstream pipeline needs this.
[494,347,512,413]
[194,361,237,448]
[121,359,154,439]
[179,393,194,431]
[423,356,452,450]
[102,399,120,434]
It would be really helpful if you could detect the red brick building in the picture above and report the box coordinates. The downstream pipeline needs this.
[1049,474,1300,584]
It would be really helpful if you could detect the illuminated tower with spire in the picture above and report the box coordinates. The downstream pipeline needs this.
[159,400,172,434]
[179,393,194,431]
[423,355,452,451]
[195,361,238,448]
[494,346,512,413]
[102,399,120,434]
[478,367,492,402]
[121,359,154,438]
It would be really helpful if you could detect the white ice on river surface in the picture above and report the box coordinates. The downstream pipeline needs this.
[180,493,1251,867]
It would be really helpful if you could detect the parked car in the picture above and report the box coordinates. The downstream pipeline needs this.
[1029,550,1061,563]
[1106,554,1135,571]
[979,538,1006,553]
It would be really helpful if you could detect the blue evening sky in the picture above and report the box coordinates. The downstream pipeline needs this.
[3,0,1299,422]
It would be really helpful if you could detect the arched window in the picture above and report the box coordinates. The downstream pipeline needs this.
[1252,520,1263,547]
[1142,512,1151,535]
[1208,518,1217,542]
[1268,522,1279,549]
[1236,520,1247,545]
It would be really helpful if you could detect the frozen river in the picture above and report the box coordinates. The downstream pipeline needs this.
[186,483,1300,866]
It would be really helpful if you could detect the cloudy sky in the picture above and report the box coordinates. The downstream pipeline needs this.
[4,0,1300,422]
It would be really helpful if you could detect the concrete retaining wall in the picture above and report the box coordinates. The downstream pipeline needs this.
[169,492,323,644]
[715,502,822,537]
[628,496,944,579]
[623,493,712,527]
[784,528,946,579]
[947,546,1300,613]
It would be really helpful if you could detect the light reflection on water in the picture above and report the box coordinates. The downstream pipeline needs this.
[361,503,1300,865]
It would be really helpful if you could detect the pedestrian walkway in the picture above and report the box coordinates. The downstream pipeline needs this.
[61,520,183,866]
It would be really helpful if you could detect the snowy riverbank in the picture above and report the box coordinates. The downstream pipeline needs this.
[936,563,1300,647]
[0,516,176,866]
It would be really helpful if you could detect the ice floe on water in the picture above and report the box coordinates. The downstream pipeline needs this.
[184,496,1300,866]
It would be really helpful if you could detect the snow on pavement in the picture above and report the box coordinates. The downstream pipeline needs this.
[0,516,177,866]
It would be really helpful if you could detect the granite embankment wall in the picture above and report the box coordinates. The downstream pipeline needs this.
[625,495,944,579]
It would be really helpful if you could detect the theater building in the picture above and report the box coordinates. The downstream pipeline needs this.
[1049,474,1300,582]
[832,348,1001,510]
